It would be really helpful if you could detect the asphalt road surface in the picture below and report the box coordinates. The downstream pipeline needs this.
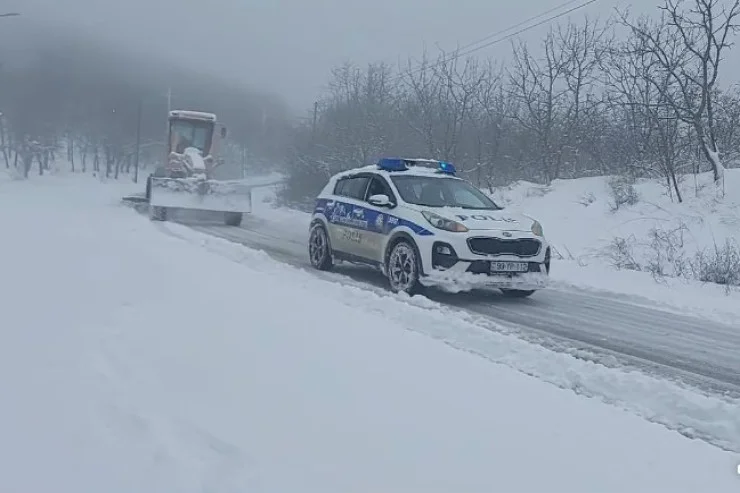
[160,209,740,397]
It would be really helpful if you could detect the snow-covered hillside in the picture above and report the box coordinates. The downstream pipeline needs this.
[1,175,738,491]
[493,169,740,272]
[488,169,740,323]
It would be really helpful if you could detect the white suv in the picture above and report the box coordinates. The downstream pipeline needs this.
[307,158,551,296]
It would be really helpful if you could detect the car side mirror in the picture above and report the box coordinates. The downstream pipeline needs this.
[368,194,394,208]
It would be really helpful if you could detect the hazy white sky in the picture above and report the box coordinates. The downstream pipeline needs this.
[3,0,701,113]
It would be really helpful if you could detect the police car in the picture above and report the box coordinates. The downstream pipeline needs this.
[307,158,551,296]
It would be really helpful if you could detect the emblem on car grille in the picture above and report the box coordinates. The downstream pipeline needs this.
[502,231,512,237]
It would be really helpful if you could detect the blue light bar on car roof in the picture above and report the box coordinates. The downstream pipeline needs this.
[377,158,409,171]
[378,157,456,175]
[437,161,456,175]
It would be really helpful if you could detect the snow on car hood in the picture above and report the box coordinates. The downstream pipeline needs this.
[428,207,535,231]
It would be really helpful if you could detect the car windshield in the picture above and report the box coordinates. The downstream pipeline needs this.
[170,120,212,154]
[390,175,501,210]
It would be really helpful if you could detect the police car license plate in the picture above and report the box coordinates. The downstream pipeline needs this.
[490,261,529,273]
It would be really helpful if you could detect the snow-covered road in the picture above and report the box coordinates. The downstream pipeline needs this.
[170,210,740,397]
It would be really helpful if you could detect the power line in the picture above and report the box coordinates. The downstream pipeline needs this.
[395,0,601,82]
[455,0,601,58]
[448,0,584,56]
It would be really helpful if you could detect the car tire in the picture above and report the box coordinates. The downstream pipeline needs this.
[150,205,167,221]
[308,223,333,271]
[386,239,423,295]
[500,289,535,298]
[224,212,243,227]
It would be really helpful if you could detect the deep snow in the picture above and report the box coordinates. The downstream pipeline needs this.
[0,174,738,491]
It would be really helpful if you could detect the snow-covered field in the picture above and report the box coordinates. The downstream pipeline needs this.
[1,174,739,491]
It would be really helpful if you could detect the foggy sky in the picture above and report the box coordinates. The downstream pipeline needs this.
[4,0,716,114]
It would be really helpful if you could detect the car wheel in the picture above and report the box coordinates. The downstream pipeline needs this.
[308,223,333,271]
[145,175,152,200]
[386,240,422,295]
[150,205,167,221]
[224,212,243,227]
[500,289,535,298]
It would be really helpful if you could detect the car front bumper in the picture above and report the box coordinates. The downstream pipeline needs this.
[416,232,551,292]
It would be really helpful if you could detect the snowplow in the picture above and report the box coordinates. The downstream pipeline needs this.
[123,110,252,226]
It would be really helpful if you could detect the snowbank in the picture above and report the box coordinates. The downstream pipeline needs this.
[491,170,740,265]
[490,169,740,324]
[0,175,738,492]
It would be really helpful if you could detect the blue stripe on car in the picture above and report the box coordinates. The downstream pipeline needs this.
[313,198,433,236]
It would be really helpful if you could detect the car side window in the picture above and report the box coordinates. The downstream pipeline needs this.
[333,178,347,196]
[365,176,395,202]
[334,176,370,200]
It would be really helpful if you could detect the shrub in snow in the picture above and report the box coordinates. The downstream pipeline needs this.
[603,236,642,272]
[524,185,552,198]
[274,182,316,212]
[490,188,513,206]
[645,224,689,280]
[690,239,740,291]
[607,175,640,212]
[577,192,597,207]
[604,228,740,292]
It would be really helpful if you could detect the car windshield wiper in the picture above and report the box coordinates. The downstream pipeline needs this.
[413,202,445,207]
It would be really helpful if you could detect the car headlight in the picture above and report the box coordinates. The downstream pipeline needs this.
[422,211,469,232]
[531,220,544,237]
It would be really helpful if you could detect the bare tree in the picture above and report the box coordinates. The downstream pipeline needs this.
[713,85,740,164]
[508,32,569,183]
[400,52,444,156]
[471,60,512,188]
[0,113,10,168]
[431,51,487,167]
[604,30,688,201]
[0,23,293,181]
[557,17,611,175]
[621,0,740,187]
[281,5,740,204]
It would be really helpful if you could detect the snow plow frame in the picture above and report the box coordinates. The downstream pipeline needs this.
[121,109,256,227]
[147,176,253,214]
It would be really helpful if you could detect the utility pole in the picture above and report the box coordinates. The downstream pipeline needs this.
[312,101,318,137]
[133,98,142,183]
[164,88,172,148]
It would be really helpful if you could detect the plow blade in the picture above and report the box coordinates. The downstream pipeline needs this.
[149,177,253,213]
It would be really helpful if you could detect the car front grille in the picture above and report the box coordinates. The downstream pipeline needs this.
[467,237,542,257]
